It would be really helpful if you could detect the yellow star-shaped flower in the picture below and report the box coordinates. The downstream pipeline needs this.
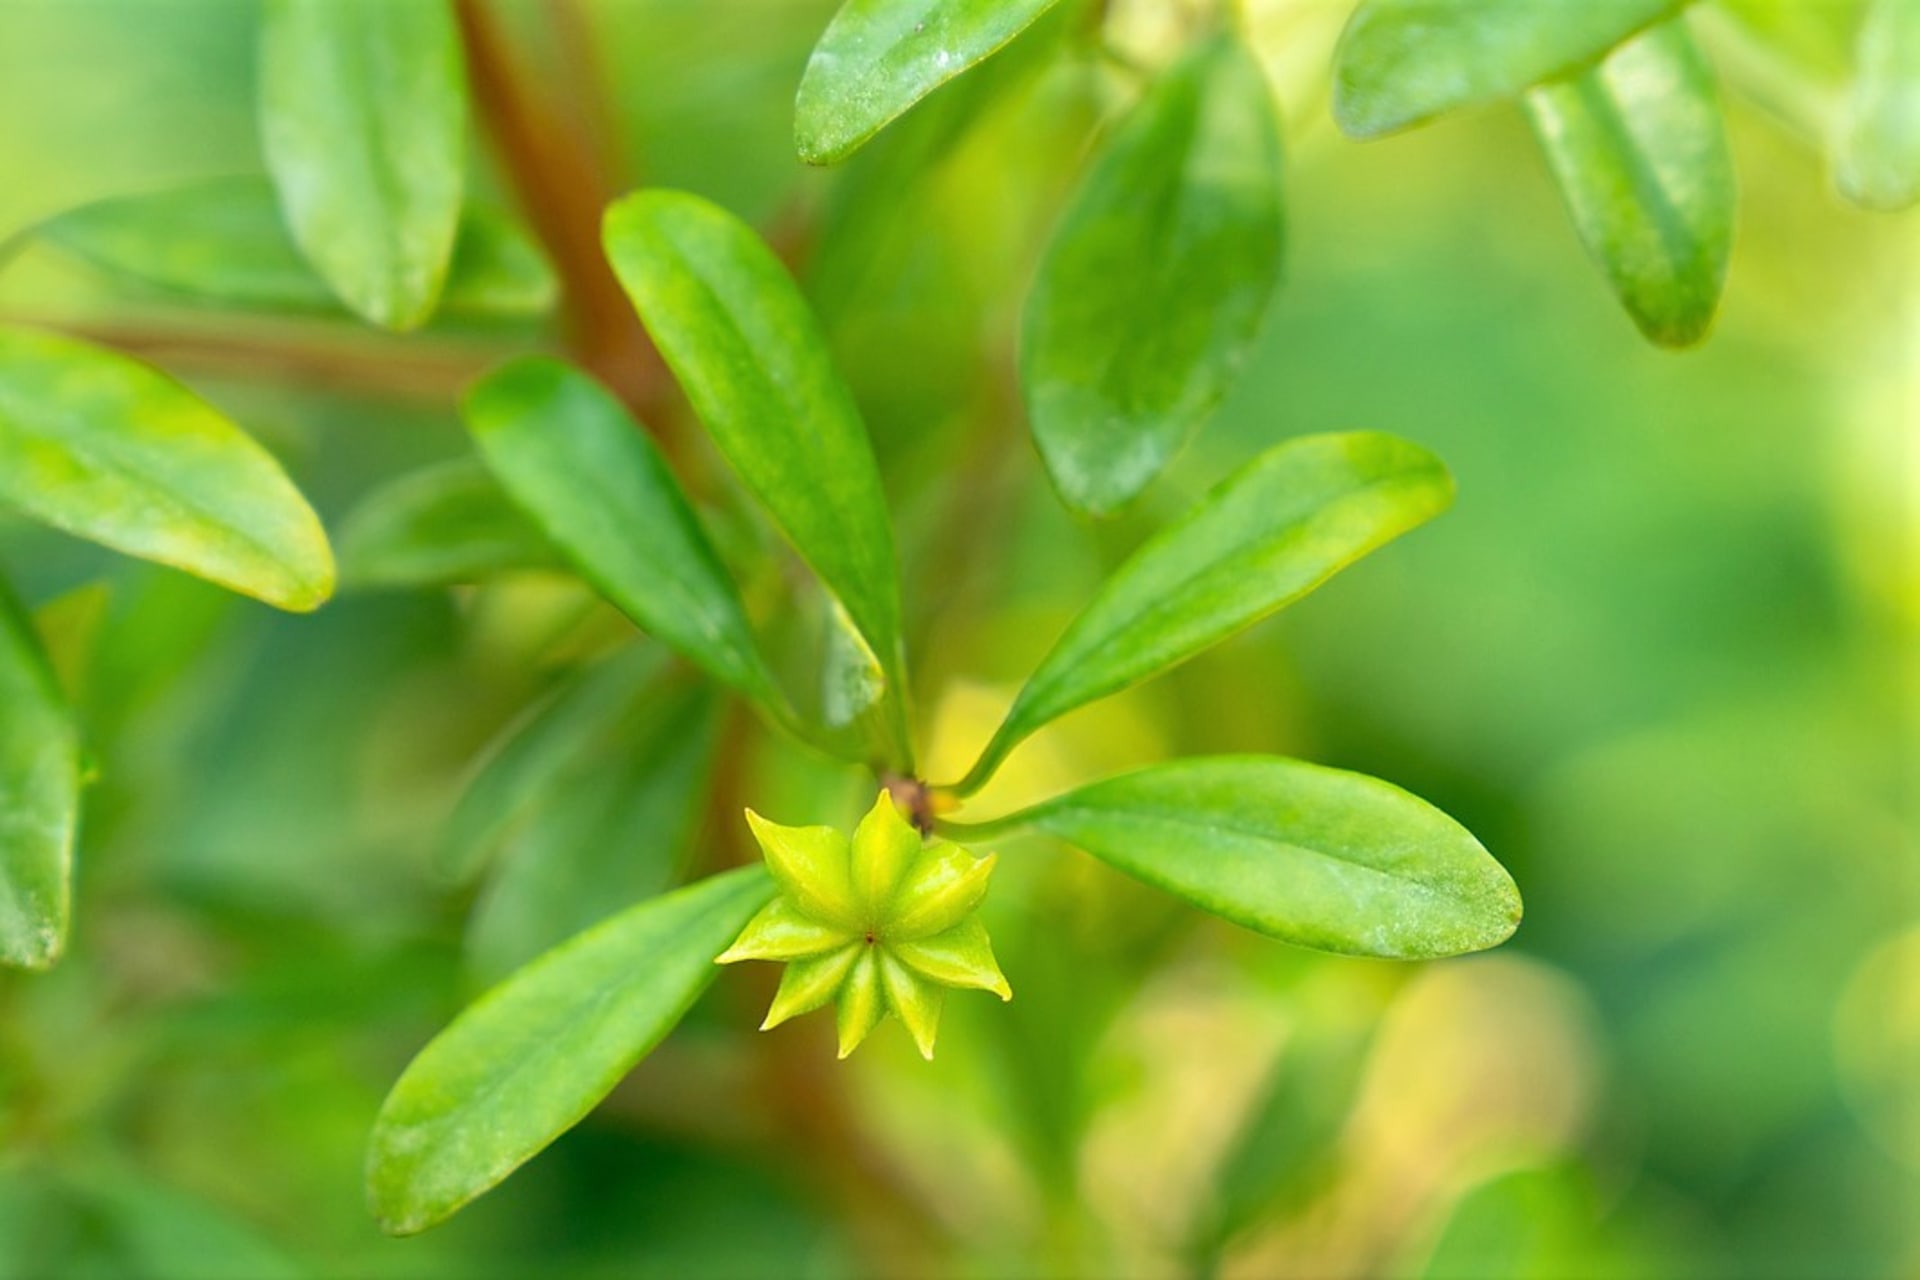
[718,790,1011,1059]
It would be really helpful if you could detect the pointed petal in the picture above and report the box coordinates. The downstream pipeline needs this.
[745,809,859,928]
[761,944,859,1030]
[717,898,857,964]
[889,917,1012,1001]
[878,950,944,1060]
[886,845,997,940]
[851,790,920,917]
[835,949,885,1058]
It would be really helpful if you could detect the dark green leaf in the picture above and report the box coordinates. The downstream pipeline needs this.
[41,179,554,320]
[0,327,335,612]
[0,579,79,970]
[1838,0,1920,210]
[953,756,1520,959]
[1023,34,1284,517]
[1333,0,1681,138]
[259,0,467,329]
[794,0,1063,164]
[602,189,910,763]
[338,458,559,590]
[463,356,786,711]
[955,432,1451,792]
[366,866,775,1235]
[466,670,723,983]
[1524,21,1733,348]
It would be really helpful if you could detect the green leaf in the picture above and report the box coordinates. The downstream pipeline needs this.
[1838,0,1920,210]
[366,866,775,1235]
[794,0,1064,164]
[338,458,560,590]
[955,432,1451,792]
[1523,21,1734,348]
[1414,1166,1597,1280]
[603,189,910,764]
[1333,0,1682,139]
[953,757,1520,959]
[1022,34,1285,517]
[463,356,786,711]
[259,0,467,329]
[466,673,723,983]
[0,327,336,612]
[41,178,555,320]
[0,579,80,970]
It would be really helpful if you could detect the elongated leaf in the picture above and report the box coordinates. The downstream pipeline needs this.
[958,757,1520,959]
[795,0,1063,164]
[464,356,785,710]
[1333,0,1681,139]
[1023,34,1284,517]
[42,179,554,321]
[466,673,723,982]
[956,433,1451,792]
[1524,22,1733,348]
[259,0,467,329]
[366,866,775,1235]
[1838,0,1920,210]
[1416,1167,1596,1279]
[338,458,559,590]
[0,327,335,612]
[602,190,910,761]
[0,581,79,970]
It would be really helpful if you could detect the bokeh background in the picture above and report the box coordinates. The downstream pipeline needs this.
[0,1,1914,1276]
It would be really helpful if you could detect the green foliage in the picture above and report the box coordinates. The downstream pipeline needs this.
[1333,0,1683,138]
[0,327,335,612]
[795,0,1064,164]
[259,0,468,329]
[40,178,554,321]
[366,867,774,1236]
[955,433,1453,792]
[1838,0,1920,210]
[0,582,78,970]
[951,757,1519,959]
[336,457,559,590]
[1023,33,1284,516]
[1524,22,1734,348]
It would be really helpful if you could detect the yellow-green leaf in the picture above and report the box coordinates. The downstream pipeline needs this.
[1838,0,1920,211]
[0,580,79,970]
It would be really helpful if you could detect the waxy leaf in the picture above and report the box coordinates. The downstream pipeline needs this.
[367,867,775,1235]
[0,328,335,612]
[259,0,467,329]
[1838,0,1920,211]
[956,433,1451,792]
[1333,0,1681,139]
[603,190,910,761]
[1524,22,1733,349]
[962,757,1520,959]
[43,179,555,320]
[464,357,786,711]
[0,582,79,970]
[795,0,1063,164]
[338,458,559,590]
[1023,34,1285,517]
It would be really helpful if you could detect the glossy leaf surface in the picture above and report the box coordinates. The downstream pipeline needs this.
[1333,0,1681,138]
[1524,21,1733,348]
[603,190,908,757]
[957,433,1451,792]
[337,458,559,590]
[795,0,1063,164]
[0,327,335,611]
[367,867,775,1235]
[1023,35,1284,517]
[963,757,1520,959]
[463,357,784,709]
[259,0,467,329]
[42,179,554,320]
[1838,0,1920,210]
[0,583,79,970]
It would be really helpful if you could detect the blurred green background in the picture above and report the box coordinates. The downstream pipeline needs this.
[0,1,1914,1276]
